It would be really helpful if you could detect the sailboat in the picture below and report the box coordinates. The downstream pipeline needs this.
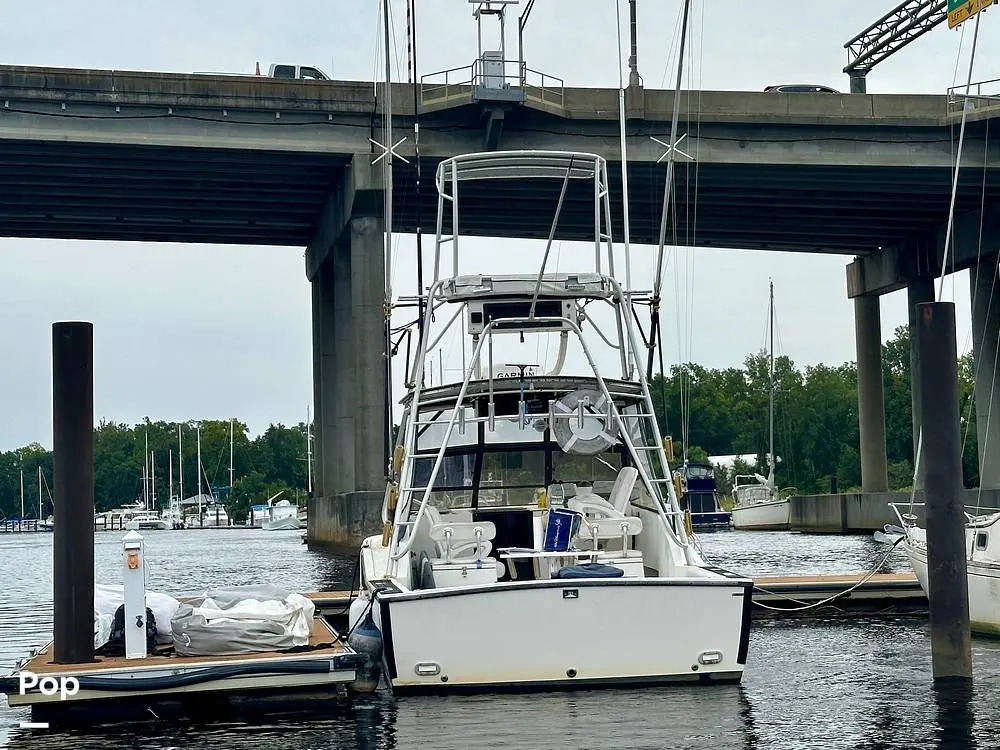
[731,280,791,531]
[38,467,53,531]
[196,422,231,528]
[352,0,750,693]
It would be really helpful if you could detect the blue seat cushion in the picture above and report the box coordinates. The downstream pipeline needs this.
[551,562,624,579]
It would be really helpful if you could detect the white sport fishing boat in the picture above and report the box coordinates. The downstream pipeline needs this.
[890,503,1000,635]
[354,150,752,693]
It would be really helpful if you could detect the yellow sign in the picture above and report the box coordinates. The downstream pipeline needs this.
[949,0,996,29]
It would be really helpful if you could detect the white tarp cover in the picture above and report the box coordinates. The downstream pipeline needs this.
[170,584,316,656]
[94,583,180,646]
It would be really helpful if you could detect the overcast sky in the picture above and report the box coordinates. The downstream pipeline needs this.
[0,1,995,451]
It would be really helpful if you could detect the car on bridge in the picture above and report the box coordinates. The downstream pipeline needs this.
[267,64,329,81]
[764,84,840,93]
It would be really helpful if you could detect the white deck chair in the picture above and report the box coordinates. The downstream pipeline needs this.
[568,467,639,519]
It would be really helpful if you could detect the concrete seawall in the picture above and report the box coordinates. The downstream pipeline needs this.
[790,489,1000,533]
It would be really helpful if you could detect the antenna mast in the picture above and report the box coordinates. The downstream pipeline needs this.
[647,0,692,380]
[616,0,634,309]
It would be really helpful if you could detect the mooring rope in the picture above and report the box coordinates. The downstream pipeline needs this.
[751,535,906,612]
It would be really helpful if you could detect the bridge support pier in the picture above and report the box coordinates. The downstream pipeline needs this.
[909,277,935,488]
[854,295,888,492]
[970,259,1000,489]
[306,155,387,553]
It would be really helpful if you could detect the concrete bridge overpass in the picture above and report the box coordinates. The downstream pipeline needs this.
[1,65,997,547]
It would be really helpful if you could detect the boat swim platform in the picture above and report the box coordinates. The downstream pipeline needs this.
[307,572,926,623]
[1,615,365,722]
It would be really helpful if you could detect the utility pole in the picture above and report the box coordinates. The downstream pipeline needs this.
[628,0,641,87]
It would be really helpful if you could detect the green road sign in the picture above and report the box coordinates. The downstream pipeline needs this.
[949,0,996,29]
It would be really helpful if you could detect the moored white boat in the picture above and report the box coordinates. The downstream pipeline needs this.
[124,510,169,531]
[730,487,789,531]
[891,503,1000,636]
[354,149,752,693]
[262,499,301,530]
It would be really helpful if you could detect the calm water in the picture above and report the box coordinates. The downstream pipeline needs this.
[1,528,999,749]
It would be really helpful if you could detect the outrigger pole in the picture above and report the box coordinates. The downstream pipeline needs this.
[382,0,395,474]
[408,0,426,366]
[646,0,692,381]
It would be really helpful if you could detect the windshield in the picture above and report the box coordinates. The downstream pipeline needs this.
[408,442,624,514]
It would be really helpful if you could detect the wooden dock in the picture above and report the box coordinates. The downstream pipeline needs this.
[750,572,925,614]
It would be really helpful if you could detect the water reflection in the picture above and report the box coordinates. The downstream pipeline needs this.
[933,679,976,750]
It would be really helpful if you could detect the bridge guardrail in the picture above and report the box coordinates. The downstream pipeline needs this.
[947,77,1000,114]
[420,59,563,112]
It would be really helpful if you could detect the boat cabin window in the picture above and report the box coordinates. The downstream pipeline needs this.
[683,491,719,514]
[552,451,622,484]
[415,407,478,451]
[409,442,626,515]
[976,531,988,550]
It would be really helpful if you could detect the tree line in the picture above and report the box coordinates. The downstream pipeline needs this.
[650,324,981,494]
[0,419,311,524]
[0,323,983,520]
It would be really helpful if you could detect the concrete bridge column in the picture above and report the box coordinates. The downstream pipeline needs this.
[970,260,1000,489]
[854,294,888,491]
[306,155,387,552]
[909,278,935,489]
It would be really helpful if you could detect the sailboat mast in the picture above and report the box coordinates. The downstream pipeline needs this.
[647,0,692,379]
[169,448,174,502]
[229,419,234,491]
[768,279,775,480]
[196,424,203,517]
[19,468,24,519]
[37,466,42,518]
[178,424,184,504]
[151,450,156,509]
[306,404,313,494]
[143,429,149,509]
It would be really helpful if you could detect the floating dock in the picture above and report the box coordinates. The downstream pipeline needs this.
[1,615,364,725]
[308,572,927,625]
[750,572,925,614]
[2,572,924,726]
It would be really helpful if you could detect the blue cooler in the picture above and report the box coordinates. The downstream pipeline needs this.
[543,508,583,552]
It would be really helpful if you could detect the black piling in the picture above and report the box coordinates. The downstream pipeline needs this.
[52,322,95,664]
[915,302,972,680]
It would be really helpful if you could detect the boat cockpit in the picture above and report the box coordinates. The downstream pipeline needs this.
[393,381,688,591]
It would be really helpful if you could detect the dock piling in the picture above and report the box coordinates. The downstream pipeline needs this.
[915,302,972,680]
[52,321,95,664]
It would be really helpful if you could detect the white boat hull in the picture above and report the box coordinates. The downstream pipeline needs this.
[124,519,169,531]
[373,576,750,692]
[262,516,301,531]
[905,542,1000,636]
[731,499,789,531]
